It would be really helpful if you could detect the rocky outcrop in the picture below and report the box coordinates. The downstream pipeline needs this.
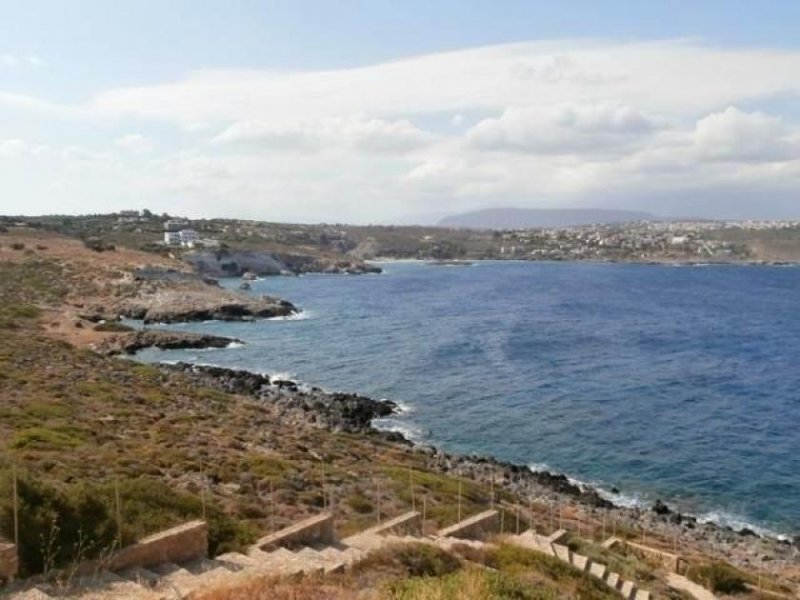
[184,249,381,277]
[110,283,297,324]
[164,363,397,433]
[95,330,243,355]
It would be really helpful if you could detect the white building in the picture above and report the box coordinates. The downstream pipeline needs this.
[179,229,199,247]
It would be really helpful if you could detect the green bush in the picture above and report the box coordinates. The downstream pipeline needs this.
[0,473,250,575]
[0,473,117,575]
[688,562,749,594]
[92,321,134,333]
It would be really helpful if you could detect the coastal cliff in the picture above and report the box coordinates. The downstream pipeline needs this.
[185,248,382,277]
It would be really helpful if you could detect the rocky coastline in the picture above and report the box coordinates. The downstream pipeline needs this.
[184,249,382,277]
[95,330,243,355]
[151,359,798,574]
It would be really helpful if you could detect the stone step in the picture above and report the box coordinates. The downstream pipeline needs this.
[620,580,636,599]
[571,553,589,571]
[150,562,197,598]
[75,569,161,599]
[589,561,607,580]
[8,587,57,600]
[552,543,571,562]
[117,565,161,589]
[547,529,568,543]
[634,589,650,600]
[341,533,386,553]
[215,552,257,570]
[606,572,620,589]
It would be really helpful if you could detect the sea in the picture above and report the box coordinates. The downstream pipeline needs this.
[135,260,800,537]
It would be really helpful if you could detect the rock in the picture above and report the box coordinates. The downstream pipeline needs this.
[242,271,258,281]
[184,249,381,277]
[239,282,251,290]
[738,527,758,537]
[95,330,243,355]
[652,499,672,515]
[113,282,298,323]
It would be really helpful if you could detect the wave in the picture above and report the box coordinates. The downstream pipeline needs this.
[268,310,312,321]
[373,418,426,443]
[530,463,788,538]
[226,342,245,349]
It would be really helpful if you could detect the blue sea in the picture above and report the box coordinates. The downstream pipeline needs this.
[136,261,800,537]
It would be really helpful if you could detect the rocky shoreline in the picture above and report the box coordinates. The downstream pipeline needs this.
[95,330,243,355]
[149,359,798,574]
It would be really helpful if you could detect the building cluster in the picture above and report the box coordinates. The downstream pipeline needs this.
[162,219,218,248]
[491,221,765,261]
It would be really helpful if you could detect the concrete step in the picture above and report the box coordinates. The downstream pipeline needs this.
[552,543,571,562]
[117,565,162,590]
[341,533,386,553]
[606,572,620,590]
[620,580,636,599]
[8,587,57,600]
[634,589,650,600]
[547,529,568,543]
[75,569,162,599]
[589,561,607,580]
[571,553,589,571]
[150,562,197,598]
[215,552,257,570]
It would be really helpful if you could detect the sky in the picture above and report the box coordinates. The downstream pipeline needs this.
[1,1,800,224]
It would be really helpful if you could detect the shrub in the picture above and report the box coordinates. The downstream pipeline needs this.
[92,321,134,333]
[688,562,749,594]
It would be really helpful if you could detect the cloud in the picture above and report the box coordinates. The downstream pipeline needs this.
[466,103,659,154]
[114,133,155,154]
[87,40,800,124]
[693,106,796,162]
[212,116,433,154]
[1,54,45,68]
[3,38,800,221]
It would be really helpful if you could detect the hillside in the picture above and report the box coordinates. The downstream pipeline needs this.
[438,208,657,229]
[0,227,797,598]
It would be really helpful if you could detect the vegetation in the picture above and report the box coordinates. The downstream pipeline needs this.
[687,561,750,594]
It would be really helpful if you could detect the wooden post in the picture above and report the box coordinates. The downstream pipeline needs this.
[602,514,606,540]
[321,464,326,513]
[270,479,275,533]
[457,478,462,523]
[516,506,520,534]
[490,477,494,510]
[409,467,415,512]
[114,478,123,548]
[500,510,505,534]
[422,496,427,536]
[376,479,382,525]
[529,498,534,532]
[559,505,563,530]
[200,478,207,522]
[11,464,19,548]
[550,503,554,532]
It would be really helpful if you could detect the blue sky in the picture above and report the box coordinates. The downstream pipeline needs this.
[1,1,800,221]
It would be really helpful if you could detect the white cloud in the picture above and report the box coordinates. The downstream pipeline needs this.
[114,133,155,154]
[1,54,45,68]
[693,106,796,162]
[212,115,433,154]
[466,104,659,154]
[3,38,800,220]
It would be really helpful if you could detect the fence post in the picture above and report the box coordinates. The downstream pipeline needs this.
[376,479,382,525]
[114,478,123,548]
[409,467,415,512]
[270,479,275,533]
[516,506,520,534]
[457,478,462,523]
[11,464,19,549]
[422,495,427,536]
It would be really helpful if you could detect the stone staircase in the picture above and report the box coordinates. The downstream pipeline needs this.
[5,511,652,600]
[505,529,651,600]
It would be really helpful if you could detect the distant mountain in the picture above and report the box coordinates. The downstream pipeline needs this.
[437,208,657,229]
